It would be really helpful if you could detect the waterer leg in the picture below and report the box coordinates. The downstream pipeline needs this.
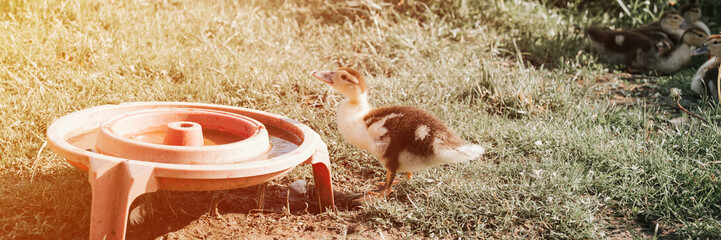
[309,142,336,211]
[256,182,267,210]
[88,157,157,240]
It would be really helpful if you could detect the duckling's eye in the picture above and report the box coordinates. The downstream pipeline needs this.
[340,75,348,80]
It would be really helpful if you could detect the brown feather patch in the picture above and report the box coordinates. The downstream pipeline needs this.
[363,106,465,172]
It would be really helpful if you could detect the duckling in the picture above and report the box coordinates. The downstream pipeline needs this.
[587,26,706,74]
[633,11,687,44]
[691,35,721,103]
[312,68,484,197]
[587,26,660,72]
[681,3,710,37]
[648,27,708,74]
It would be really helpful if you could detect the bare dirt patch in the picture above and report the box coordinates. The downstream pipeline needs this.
[125,179,404,239]
[587,72,665,107]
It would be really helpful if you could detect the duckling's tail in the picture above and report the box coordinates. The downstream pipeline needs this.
[450,143,485,163]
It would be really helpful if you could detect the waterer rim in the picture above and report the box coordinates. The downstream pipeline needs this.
[46,102,323,179]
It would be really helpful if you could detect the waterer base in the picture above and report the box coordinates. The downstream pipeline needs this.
[86,145,333,240]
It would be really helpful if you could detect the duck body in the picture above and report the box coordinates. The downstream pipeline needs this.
[692,56,719,96]
[314,68,484,196]
[650,27,708,74]
[363,106,479,173]
[692,35,721,103]
[587,26,659,71]
[650,43,694,74]
[588,26,707,74]
[337,102,480,173]
[692,58,719,103]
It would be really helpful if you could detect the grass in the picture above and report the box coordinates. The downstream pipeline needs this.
[2,0,721,238]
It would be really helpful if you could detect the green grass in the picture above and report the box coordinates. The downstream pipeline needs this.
[2,0,721,239]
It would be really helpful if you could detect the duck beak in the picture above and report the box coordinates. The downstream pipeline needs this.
[312,71,335,85]
[693,45,709,56]
[680,22,690,30]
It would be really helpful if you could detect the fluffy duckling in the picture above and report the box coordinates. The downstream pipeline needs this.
[681,3,711,37]
[691,35,721,103]
[587,26,660,72]
[649,27,708,74]
[587,26,706,74]
[312,68,484,197]
[633,11,687,44]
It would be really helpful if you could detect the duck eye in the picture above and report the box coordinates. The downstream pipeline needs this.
[341,75,347,80]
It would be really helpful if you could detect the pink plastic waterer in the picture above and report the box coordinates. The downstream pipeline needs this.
[46,102,335,240]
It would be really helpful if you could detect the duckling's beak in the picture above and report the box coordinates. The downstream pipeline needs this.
[312,71,335,85]
[680,22,690,29]
[693,45,709,56]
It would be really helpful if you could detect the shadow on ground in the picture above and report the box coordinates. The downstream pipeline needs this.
[125,181,365,239]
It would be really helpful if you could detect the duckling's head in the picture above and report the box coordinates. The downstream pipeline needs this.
[693,35,721,56]
[680,4,701,23]
[313,67,368,102]
[659,11,686,31]
[681,27,708,47]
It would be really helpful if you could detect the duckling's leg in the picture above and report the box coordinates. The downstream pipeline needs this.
[381,170,397,197]
[367,170,397,198]
[376,171,413,186]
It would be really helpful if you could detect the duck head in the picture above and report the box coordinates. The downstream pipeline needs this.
[693,35,721,56]
[313,68,368,103]
[681,4,702,23]
[681,27,708,47]
[660,11,688,31]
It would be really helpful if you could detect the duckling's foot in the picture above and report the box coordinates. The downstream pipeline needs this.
[381,187,394,198]
[376,180,401,186]
[376,172,412,186]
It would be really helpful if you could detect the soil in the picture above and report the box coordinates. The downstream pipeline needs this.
[125,180,405,239]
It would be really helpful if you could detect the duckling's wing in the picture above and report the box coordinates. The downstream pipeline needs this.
[364,106,474,172]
